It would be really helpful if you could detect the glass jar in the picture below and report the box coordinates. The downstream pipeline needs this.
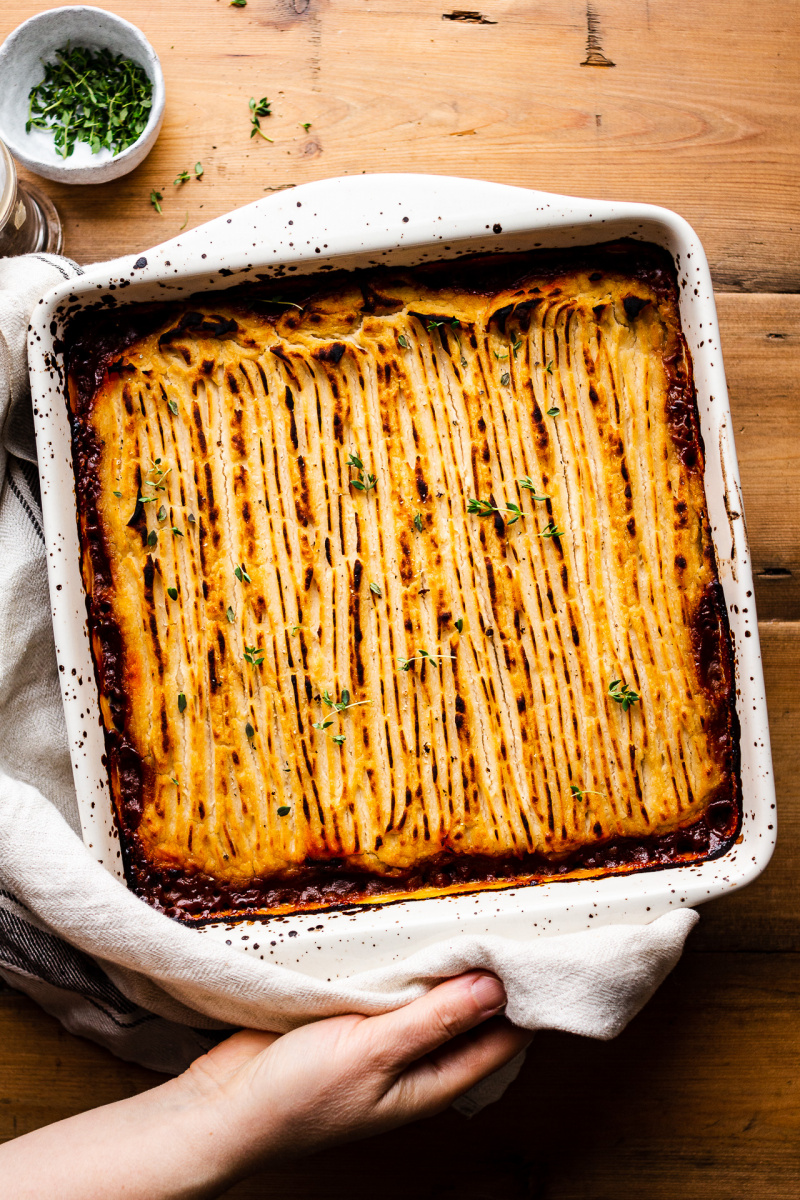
[0,137,62,257]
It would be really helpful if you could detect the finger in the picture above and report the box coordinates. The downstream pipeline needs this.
[360,971,508,1072]
[388,1017,532,1121]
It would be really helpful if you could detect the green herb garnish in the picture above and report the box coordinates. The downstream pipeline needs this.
[226,605,235,623]
[545,361,553,374]
[518,477,548,500]
[150,190,163,214]
[397,649,455,671]
[413,511,423,532]
[332,734,346,746]
[570,784,606,800]
[312,689,370,739]
[167,397,178,415]
[398,334,410,349]
[249,96,274,142]
[454,618,464,633]
[301,121,311,132]
[347,452,377,494]
[234,563,251,582]
[608,679,640,712]
[167,586,178,600]
[467,497,526,526]
[147,529,157,547]
[277,805,291,816]
[178,692,187,713]
[26,45,153,161]
[230,0,247,7]
[539,520,564,538]
[171,527,184,537]
[157,505,166,522]
[174,170,191,185]
[547,407,560,417]
[369,582,382,596]
[244,644,265,666]
[113,490,122,498]
[500,371,510,386]
[245,721,255,738]
[511,335,522,358]
[194,161,203,178]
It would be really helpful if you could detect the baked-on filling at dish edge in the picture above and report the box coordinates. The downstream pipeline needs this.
[65,242,740,921]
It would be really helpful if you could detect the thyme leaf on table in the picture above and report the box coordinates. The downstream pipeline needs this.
[249,96,274,142]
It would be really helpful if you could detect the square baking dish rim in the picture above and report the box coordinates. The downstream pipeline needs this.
[28,174,776,980]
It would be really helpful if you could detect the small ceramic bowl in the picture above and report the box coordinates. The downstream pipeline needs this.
[0,6,165,185]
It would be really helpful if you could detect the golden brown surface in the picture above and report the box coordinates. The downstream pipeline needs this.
[73,251,735,908]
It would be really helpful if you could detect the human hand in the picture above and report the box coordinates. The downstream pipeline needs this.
[2,971,530,1200]
[185,970,530,1180]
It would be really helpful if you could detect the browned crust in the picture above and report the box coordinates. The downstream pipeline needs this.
[64,240,741,923]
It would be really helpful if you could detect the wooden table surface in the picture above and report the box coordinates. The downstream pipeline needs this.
[1,1,798,1195]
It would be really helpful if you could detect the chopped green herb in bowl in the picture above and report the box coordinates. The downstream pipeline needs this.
[0,8,165,183]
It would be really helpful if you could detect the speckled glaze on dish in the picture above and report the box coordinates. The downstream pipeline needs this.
[27,175,776,979]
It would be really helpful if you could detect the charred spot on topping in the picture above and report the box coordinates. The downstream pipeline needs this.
[352,559,363,592]
[627,516,636,536]
[592,303,606,320]
[314,342,346,363]
[208,648,218,693]
[675,553,687,570]
[623,295,649,320]
[415,460,429,501]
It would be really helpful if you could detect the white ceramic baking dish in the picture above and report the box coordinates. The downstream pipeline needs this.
[28,175,776,979]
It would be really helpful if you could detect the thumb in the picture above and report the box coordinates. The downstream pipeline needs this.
[360,971,508,1073]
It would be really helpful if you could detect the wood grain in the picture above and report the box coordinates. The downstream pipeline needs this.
[719,295,800,622]
[3,0,799,288]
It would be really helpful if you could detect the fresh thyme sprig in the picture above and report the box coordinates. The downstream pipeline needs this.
[174,169,191,185]
[249,96,274,142]
[26,45,153,160]
[570,784,606,800]
[426,317,459,332]
[347,453,377,494]
[608,679,640,711]
[150,190,163,214]
[413,511,423,532]
[467,479,548,526]
[234,562,251,583]
[518,477,547,500]
[244,644,265,666]
[312,689,371,743]
[467,497,525,525]
[257,298,304,314]
[397,649,456,672]
[539,520,564,538]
